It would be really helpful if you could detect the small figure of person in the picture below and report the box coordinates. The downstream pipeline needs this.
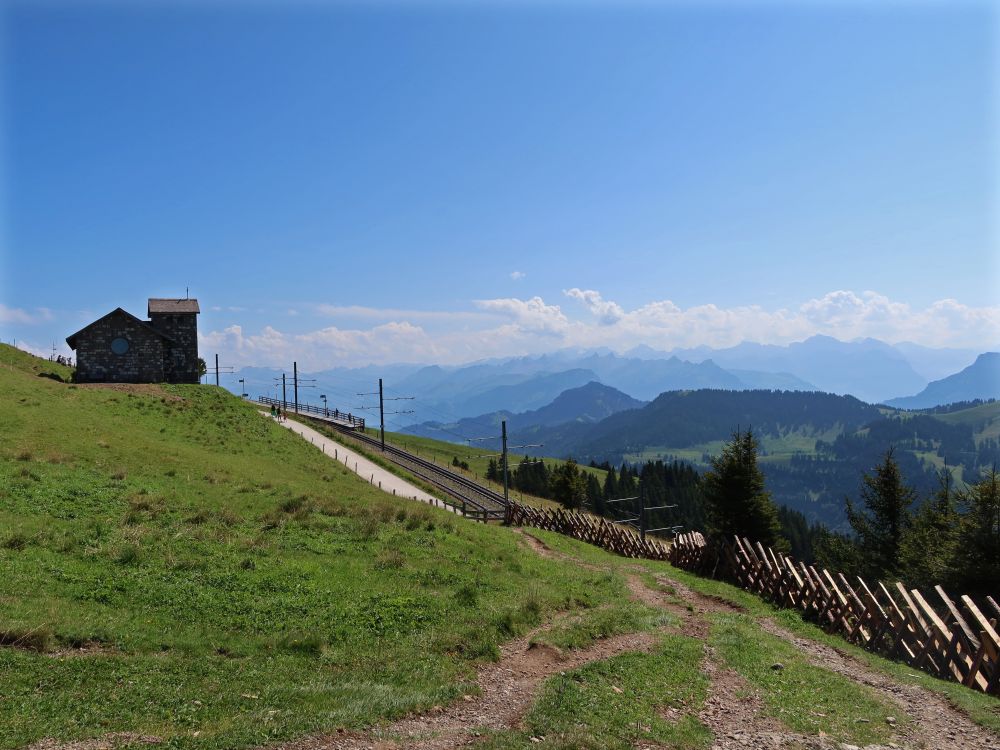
[270,404,277,418]
[277,407,283,422]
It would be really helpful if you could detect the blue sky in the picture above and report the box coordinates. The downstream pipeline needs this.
[2,1,997,367]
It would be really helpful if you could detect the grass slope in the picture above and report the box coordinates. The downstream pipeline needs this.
[0,346,624,749]
[4,344,995,750]
[930,400,1000,443]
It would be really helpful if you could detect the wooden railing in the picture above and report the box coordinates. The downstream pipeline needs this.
[669,532,1000,695]
[258,395,365,430]
[506,500,670,561]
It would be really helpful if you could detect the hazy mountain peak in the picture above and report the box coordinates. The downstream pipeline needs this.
[885,351,1000,409]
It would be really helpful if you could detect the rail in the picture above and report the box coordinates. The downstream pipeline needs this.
[292,411,507,522]
[258,395,365,431]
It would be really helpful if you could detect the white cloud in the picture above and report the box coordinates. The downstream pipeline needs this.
[0,304,53,325]
[474,296,569,334]
[564,288,625,325]
[200,290,1000,369]
[510,270,526,281]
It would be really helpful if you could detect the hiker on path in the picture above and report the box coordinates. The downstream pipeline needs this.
[270,404,277,418]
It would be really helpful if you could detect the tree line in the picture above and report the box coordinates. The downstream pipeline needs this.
[683,431,999,598]
[479,427,1000,597]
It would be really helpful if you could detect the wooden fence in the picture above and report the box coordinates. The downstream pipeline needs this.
[669,532,1000,695]
[506,500,670,561]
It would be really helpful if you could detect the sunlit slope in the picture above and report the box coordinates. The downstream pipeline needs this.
[0,345,625,748]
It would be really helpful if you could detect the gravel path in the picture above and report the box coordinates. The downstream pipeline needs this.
[264,413,459,514]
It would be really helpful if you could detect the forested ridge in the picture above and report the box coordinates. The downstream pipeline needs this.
[488,395,1000,597]
[517,390,999,531]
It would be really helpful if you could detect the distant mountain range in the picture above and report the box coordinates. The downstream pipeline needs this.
[229,340,999,530]
[229,336,991,422]
[886,353,1000,409]
[409,383,1000,531]
[666,336,926,404]
[404,381,644,441]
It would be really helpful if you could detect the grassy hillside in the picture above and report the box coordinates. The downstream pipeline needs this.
[4,345,996,750]
[0,345,628,748]
[931,400,1000,443]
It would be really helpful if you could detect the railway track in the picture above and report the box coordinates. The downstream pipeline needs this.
[298,411,508,522]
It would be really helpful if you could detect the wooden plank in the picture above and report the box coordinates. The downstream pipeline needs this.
[876,582,916,661]
[936,586,981,652]
[837,573,870,644]
[911,589,964,683]
[961,596,1000,658]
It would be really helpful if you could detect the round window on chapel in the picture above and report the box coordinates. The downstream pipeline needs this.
[111,337,130,355]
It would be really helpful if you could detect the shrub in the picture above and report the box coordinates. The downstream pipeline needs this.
[3,533,29,551]
[0,626,53,653]
[375,549,405,570]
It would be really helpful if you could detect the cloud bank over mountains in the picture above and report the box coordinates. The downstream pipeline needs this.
[200,289,1000,369]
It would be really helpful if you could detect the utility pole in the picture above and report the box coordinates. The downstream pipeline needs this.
[206,354,233,387]
[639,485,645,541]
[357,379,413,449]
[502,420,509,507]
[379,378,386,450]
[282,373,287,410]
[293,361,298,413]
[292,364,315,414]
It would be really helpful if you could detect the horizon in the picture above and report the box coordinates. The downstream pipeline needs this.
[2,1,998,368]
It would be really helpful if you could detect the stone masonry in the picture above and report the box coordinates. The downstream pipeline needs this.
[66,299,200,384]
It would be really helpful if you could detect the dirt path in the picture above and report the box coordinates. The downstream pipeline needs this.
[646,570,1000,750]
[279,629,660,750]
[758,618,1000,750]
[494,538,1000,749]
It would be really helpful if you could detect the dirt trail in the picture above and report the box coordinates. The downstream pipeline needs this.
[281,629,660,750]
[757,617,1000,750]
[647,570,1000,750]
[23,733,162,750]
[267,538,999,750]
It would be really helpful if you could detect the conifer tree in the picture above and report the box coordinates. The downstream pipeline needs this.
[845,448,916,580]
[900,469,960,589]
[550,460,587,510]
[953,468,1000,596]
[603,467,619,503]
[701,428,783,548]
[586,474,604,514]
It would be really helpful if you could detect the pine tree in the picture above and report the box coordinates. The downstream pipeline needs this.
[845,448,916,581]
[701,428,783,548]
[953,468,1000,596]
[586,474,604,514]
[603,467,619,503]
[486,458,499,483]
[550,460,587,510]
[900,470,960,589]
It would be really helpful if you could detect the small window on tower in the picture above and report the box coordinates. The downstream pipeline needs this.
[111,337,130,355]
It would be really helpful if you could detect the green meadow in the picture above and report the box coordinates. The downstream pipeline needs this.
[0,345,625,748]
[2,344,996,750]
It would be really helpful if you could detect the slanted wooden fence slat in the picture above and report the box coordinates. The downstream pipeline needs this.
[668,533,1000,695]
